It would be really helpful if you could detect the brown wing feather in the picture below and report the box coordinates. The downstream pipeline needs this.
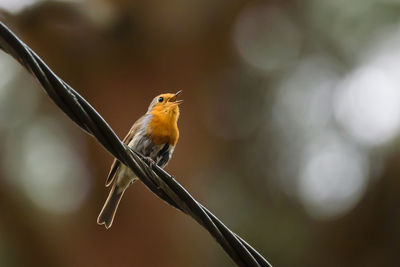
[105,116,146,186]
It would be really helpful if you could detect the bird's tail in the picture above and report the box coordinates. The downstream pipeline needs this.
[97,184,125,229]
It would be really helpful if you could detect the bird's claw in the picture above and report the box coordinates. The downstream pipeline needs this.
[144,156,156,168]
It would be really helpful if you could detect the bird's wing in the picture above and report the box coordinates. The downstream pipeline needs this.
[105,115,146,187]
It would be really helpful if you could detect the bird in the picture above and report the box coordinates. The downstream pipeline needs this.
[97,91,182,229]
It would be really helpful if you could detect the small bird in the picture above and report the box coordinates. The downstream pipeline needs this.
[97,91,182,229]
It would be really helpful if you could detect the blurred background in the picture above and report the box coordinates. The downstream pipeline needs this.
[0,0,399,266]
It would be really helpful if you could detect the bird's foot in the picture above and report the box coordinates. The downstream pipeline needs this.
[144,156,156,168]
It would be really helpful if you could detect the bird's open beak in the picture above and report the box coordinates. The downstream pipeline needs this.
[169,90,183,104]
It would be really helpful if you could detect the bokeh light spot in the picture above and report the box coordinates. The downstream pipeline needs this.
[272,55,338,140]
[298,134,368,220]
[0,0,42,13]
[4,116,91,214]
[334,66,400,146]
[234,4,300,72]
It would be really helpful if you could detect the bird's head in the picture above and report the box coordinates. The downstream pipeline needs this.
[147,90,182,117]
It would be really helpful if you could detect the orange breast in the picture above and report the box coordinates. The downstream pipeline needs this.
[146,113,179,146]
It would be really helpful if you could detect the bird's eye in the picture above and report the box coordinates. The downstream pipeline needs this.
[158,97,164,103]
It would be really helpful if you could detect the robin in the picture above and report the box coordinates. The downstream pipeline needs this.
[97,91,182,229]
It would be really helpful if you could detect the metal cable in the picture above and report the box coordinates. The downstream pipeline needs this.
[0,22,272,267]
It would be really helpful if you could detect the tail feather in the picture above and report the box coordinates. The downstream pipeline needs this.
[97,184,125,229]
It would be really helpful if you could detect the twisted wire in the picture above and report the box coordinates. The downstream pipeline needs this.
[0,22,272,267]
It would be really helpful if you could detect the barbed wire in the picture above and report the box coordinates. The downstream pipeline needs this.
[0,22,272,267]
